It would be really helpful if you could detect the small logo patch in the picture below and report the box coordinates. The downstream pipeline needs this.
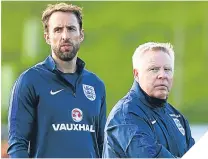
[50,89,64,95]
[151,120,157,124]
[173,118,185,136]
[71,108,83,122]
[83,84,96,101]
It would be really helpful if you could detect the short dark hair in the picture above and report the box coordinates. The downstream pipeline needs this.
[42,3,83,33]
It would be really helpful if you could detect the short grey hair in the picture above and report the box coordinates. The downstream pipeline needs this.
[132,42,175,70]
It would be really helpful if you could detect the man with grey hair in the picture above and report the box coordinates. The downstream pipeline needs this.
[103,42,195,158]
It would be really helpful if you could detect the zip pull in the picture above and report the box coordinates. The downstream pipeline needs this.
[73,91,76,97]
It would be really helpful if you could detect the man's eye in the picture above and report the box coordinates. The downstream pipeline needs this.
[68,27,76,31]
[165,68,172,72]
[150,68,159,72]
[55,28,62,32]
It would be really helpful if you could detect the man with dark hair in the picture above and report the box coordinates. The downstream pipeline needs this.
[8,3,106,158]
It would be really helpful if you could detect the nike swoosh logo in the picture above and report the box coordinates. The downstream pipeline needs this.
[151,120,157,124]
[50,89,64,95]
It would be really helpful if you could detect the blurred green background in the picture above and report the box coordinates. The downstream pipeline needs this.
[1,1,208,125]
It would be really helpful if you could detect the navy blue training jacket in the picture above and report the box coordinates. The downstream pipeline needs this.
[8,56,106,158]
[103,81,194,158]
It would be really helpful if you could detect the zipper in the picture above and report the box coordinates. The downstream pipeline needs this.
[73,73,82,97]
[54,70,77,97]
[164,111,181,157]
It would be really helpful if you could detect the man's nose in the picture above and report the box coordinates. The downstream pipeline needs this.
[61,29,70,40]
[158,70,168,79]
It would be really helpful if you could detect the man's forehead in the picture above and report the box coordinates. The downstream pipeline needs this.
[49,12,79,26]
[52,24,76,28]
[142,51,173,66]
[143,50,172,60]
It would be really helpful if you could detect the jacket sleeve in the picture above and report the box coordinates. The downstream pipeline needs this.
[103,114,176,158]
[7,73,37,158]
[98,85,107,157]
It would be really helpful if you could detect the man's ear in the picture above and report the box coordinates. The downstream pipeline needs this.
[44,32,50,45]
[79,29,84,43]
[133,69,139,78]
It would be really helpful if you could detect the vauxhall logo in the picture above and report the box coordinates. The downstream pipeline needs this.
[52,123,95,132]
[52,108,95,132]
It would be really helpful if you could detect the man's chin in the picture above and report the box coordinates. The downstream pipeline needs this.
[57,52,77,61]
[59,56,75,61]
[155,91,168,99]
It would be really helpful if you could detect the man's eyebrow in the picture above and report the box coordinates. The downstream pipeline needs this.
[148,64,159,68]
[55,25,76,28]
[66,25,76,28]
[53,26,63,29]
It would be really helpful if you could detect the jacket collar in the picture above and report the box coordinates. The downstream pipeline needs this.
[130,80,167,108]
[43,55,85,74]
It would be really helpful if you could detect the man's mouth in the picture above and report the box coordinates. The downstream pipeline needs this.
[61,43,72,47]
[155,84,168,89]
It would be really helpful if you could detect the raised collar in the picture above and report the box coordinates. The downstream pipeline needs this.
[43,55,85,74]
[130,80,167,108]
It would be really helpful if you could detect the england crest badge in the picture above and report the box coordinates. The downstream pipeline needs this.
[173,118,185,136]
[83,84,96,101]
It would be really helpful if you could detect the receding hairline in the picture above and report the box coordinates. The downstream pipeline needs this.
[42,5,82,20]
[47,11,79,25]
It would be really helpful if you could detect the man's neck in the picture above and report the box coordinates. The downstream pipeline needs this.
[52,54,77,73]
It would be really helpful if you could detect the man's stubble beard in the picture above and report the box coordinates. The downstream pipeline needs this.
[52,43,80,61]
